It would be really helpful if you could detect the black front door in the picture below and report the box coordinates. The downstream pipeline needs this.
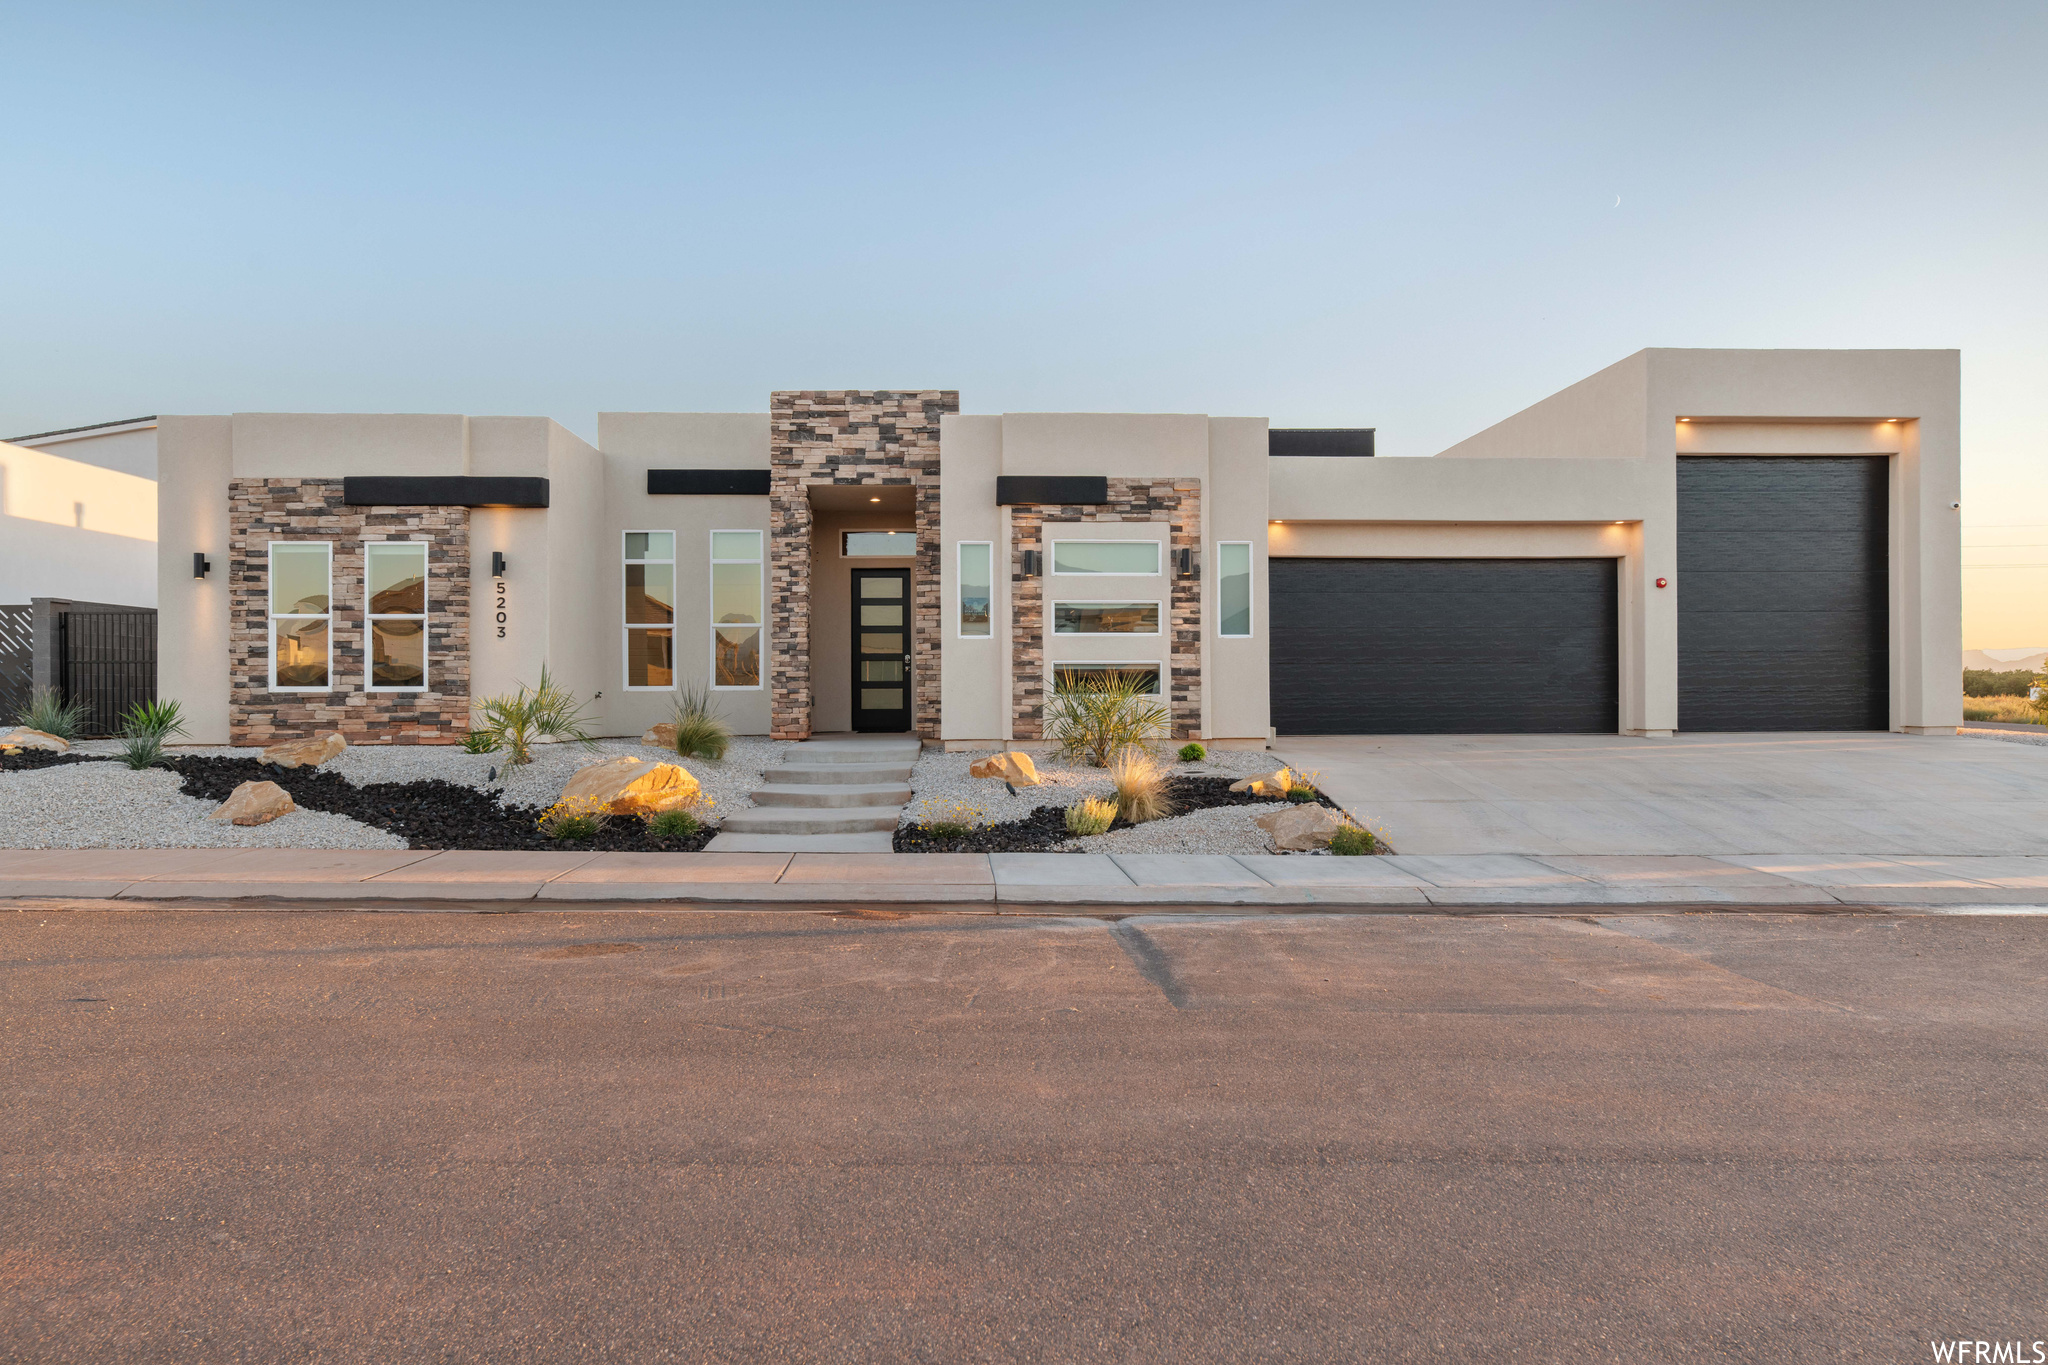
[852,568,912,732]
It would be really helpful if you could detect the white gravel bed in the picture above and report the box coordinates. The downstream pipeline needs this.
[6,735,792,849]
[902,745,1285,827]
[1960,727,2048,749]
[1058,800,1294,855]
[0,763,408,850]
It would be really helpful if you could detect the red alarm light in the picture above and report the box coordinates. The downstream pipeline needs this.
[1656,577,1668,588]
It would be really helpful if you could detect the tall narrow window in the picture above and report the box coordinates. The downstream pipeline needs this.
[365,541,428,690]
[624,531,675,690]
[957,541,992,637]
[268,542,332,691]
[711,529,763,688]
[1218,541,1253,637]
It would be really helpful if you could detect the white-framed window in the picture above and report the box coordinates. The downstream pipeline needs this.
[710,529,763,689]
[1051,601,1161,635]
[1050,539,1161,575]
[267,541,333,692]
[364,540,428,691]
[623,530,676,690]
[957,541,992,638]
[1053,661,1161,694]
[843,530,917,556]
[1217,541,1253,637]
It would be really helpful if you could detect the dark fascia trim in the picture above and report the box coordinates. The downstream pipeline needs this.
[996,475,1109,506]
[647,468,771,496]
[1270,428,1375,457]
[5,415,158,443]
[342,476,550,508]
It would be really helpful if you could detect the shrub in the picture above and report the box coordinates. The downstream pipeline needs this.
[1964,668,2039,698]
[1285,766,1323,803]
[1109,748,1175,824]
[114,698,188,770]
[913,797,984,839]
[1178,742,1207,763]
[17,687,90,740]
[670,681,732,761]
[471,666,596,767]
[1046,671,1171,768]
[537,794,611,840]
[1328,824,1379,856]
[1964,694,2044,725]
[645,807,701,839]
[1065,797,1117,836]
[460,731,499,755]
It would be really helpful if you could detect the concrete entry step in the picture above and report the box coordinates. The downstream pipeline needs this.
[770,762,916,786]
[717,807,903,835]
[750,783,914,809]
[793,736,923,765]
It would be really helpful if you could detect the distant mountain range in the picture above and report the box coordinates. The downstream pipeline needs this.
[1963,648,2048,673]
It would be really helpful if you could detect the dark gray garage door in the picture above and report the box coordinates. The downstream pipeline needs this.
[1269,558,1618,734]
[1678,457,1888,731]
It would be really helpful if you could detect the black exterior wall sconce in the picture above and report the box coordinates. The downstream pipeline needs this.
[1021,549,1042,577]
[193,553,211,579]
[1176,547,1199,578]
[490,551,507,576]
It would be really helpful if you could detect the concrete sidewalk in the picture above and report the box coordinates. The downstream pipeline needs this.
[3,848,2046,908]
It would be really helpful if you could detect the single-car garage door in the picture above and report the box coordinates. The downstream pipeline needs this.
[1269,558,1618,734]
[1678,457,1888,731]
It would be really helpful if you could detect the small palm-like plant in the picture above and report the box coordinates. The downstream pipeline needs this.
[1045,671,1171,768]
[17,687,90,740]
[1109,748,1175,824]
[115,698,188,770]
[471,666,596,768]
[670,681,732,761]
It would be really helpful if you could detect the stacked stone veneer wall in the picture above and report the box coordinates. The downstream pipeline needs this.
[769,391,957,740]
[228,479,471,745]
[1010,478,1203,740]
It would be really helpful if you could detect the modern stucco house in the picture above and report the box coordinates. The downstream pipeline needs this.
[131,347,1960,748]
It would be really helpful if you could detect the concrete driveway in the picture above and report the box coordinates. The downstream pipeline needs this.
[1277,732,2048,855]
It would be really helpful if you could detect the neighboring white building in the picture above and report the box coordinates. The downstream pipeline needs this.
[1,418,160,607]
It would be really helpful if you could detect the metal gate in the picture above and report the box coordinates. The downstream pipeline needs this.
[57,609,157,736]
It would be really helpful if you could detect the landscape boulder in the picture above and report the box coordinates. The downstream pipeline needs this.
[1229,766,1294,797]
[209,780,297,826]
[261,732,347,769]
[968,751,1041,787]
[1253,803,1348,852]
[641,722,677,749]
[0,727,70,753]
[558,756,702,816]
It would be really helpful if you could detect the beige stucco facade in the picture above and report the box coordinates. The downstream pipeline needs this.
[133,347,1959,746]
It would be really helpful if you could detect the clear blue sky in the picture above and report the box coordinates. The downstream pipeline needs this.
[4,1,2044,636]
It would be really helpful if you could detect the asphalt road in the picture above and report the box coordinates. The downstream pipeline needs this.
[4,904,2044,1363]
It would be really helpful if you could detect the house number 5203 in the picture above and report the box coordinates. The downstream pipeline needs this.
[495,580,507,639]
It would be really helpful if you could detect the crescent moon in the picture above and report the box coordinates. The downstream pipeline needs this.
[1614,195,1621,208]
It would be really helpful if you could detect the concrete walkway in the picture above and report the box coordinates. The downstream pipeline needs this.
[1278,731,2048,855]
[3,847,2044,908]
[706,734,919,853]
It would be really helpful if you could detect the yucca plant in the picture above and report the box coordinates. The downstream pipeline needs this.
[115,697,187,770]
[1045,671,1171,768]
[470,666,596,768]
[17,687,90,740]
[1109,748,1175,824]
[670,680,732,761]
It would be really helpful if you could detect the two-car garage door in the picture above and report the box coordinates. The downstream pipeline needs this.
[1268,457,1890,734]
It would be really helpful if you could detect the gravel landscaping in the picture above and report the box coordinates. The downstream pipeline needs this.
[896,746,1364,855]
[1961,726,2048,749]
[0,736,789,850]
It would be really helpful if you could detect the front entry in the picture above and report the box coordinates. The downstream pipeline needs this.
[851,568,912,732]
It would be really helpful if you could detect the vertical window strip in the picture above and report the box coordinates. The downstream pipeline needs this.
[268,541,333,691]
[365,540,429,691]
[710,529,763,689]
[957,541,992,637]
[624,530,677,690]
[1218,541,1253,637]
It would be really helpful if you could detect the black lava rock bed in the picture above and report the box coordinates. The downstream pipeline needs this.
[0,750,106,773]
[893,775,1335,853]
[161,757,718,852]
